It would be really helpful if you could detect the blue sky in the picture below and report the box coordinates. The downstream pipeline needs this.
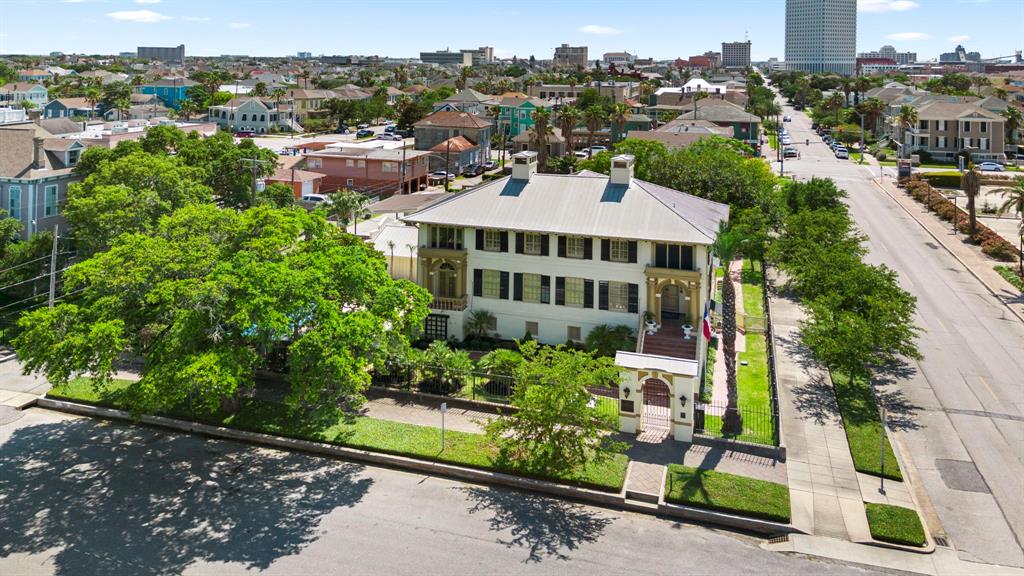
[1,0,1021,62]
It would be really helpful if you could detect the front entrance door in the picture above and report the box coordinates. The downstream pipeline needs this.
[640,378,671,440]
[661,285,680,319]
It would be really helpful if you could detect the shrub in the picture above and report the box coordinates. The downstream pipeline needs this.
[417,341,472,395]
[921,171,962,188]
[477,348,524,396]
[912,148,932,164]
[934,203,956,221]
[982,239,1019,261]
[875,151,887,161]
[584,324,637,358]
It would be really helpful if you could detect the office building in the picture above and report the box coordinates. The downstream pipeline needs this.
[721,41,752,69]
[553,44,588,69]
[785,0,857,76]
[461,47,494,66]
[297,52,312,59]
[940,44,981,63]
[420,49,473,67]
[858,45,916,65]
[136,44,185,64]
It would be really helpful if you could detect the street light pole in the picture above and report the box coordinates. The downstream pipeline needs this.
[445,138,451,193]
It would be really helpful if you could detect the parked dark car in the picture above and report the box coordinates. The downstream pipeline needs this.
[462,163,484,177]
[234,129,256,138]
[384,125,397,133]
[356,129,374,138]
[482,160,498,170]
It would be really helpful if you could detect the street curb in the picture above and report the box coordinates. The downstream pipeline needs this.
[34,397,800,537]
[871,178,1024,324]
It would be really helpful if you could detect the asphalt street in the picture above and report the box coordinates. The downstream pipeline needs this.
[0,409,881,576]
[774,97,1024,568]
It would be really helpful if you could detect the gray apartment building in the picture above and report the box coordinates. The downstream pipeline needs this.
[721,41,752,69]
[420,49,472,67]
[137,44,185,64]
[553,44,588,69]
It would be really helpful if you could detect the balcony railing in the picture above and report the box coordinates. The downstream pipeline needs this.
[430,295,467,311]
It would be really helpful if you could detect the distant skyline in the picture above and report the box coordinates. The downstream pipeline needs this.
[1,0,1021,63]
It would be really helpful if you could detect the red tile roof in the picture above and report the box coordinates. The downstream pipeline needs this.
[430,135,477,153]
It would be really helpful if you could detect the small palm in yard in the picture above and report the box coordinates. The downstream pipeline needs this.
[961,165,981,235]
[711,222,746,435]
[991,179,1024,275]
[329,188,371,235]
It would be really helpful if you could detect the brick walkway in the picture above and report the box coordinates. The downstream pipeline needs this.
[624,461,665,502]
[359,396,491,434]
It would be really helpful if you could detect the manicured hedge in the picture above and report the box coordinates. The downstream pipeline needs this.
[865,503,927,547]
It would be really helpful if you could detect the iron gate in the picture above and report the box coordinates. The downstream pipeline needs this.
[641,378,671,431]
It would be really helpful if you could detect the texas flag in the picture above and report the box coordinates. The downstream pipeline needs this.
[703,303,713,340]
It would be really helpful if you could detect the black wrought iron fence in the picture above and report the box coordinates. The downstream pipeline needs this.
[372,366,518,403]
[693,401,777,446]
[762,271,782,447]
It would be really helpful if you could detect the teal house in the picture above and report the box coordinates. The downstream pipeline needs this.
[138,78,198,110]
[497,96,552,138]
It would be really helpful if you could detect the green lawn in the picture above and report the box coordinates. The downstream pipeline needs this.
[702,337,718,403]
[48,378,629,492]
[995,266,1024,292]
[664,464,791,523]
[741,261,765,317]
[865,503,926,547]
[831,372,903,481]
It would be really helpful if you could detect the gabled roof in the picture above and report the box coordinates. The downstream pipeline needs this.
[403,171,728,245]
[1,82,46,92]
[38,118,85,135]
[49,97,94,109]
[915,101,1003,121]
[414,110,492,129]
[430,135,477,153]
[499,96,549,108]
[443,88,495,103]
[268,167,325,182]
[674,99,760,123]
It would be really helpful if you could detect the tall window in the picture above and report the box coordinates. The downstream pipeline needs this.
[609,239,629,262]
[565,236,585,258]
[523,232,542,255]
[482,269,501,298]
[44,185,58,217]
[608,281,629,312]
[523,273,541,303]
[431,226,462,249]
[483,229,502,251]
[7,186,21,220]
[565,277,584,307]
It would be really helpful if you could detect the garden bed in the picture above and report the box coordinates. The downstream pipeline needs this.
[865,503,927,547]
[664,464,791,523]
[47,379,629,493]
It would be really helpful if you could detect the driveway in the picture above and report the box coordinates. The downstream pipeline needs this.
[0,408,877,576]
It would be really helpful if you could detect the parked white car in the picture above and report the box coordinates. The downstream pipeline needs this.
[977,162,1005,172]
[302,194,332,205]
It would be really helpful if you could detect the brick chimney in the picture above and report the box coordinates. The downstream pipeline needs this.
[33,136,45,170]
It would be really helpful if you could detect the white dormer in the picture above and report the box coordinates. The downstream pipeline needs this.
[511,150,538,181]
[610,154,635,186]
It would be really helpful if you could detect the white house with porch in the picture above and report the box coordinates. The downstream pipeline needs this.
[402,151,728,442]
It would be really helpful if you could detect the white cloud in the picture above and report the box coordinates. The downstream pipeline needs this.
[228,22,252,29]
[885,32,931,41]
[859,0,919,12]
[135,0,161,3]
[578,24,622,35]
[948,35,971,42]
[106,10,171,22]
[183,16,211,22]
[64,0,86,3]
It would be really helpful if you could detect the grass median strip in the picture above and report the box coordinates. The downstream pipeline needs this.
[664,464,791,523]
[48,379,628,493]
[865,503,926,547]
[831,372,902,481]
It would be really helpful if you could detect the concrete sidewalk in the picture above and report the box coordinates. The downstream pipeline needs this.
[768,270,872,542]
[711,260,747,407]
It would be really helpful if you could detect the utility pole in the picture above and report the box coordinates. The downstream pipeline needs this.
[859,111,865,165]
[445,138,451,192]
[240,156,273,206]
[48,225,58,309]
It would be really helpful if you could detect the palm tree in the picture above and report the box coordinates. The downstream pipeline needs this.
[114,97,130,121]
[856,97,886,137]
[271,87,287,107]
[711,221,745,435]
[582,106,606,157]
[178,98,199,121]
[991,179,1024,276]
[464,310,497,339]
[1001,106,1022,145]
[387,239,396,275]
[961,165,982,236]
[971,75,991,95]
[609,102,630,144]
[896,104,919,154]
[558,105,581,151]
[251,82,269,98]
[530,107,553,172]
[300,70,311,89]
[839,77,853,106]
[993,87,1008,101]
[854,76,872,105]
[826,92,846,125]
[84,86,101,120]
[329,188,371,235]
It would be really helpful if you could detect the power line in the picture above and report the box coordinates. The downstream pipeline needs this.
[0,266,75,293]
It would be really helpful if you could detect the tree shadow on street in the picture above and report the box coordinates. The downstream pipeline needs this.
[455,485,614,563]
[0,418,372,576]
[871,360,923,432]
